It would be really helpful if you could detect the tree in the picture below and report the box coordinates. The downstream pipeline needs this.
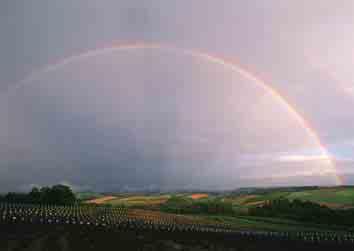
[48,184,76,205]
[1,184,76,205]
[29,187,41,203]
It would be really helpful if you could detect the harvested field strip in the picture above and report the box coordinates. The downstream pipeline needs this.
[85,196,116,204]
[107,195,170,206]
[190,194,209,199]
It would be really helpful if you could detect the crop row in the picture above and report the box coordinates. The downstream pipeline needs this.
[0,203,230,232]
[1,203,354,244]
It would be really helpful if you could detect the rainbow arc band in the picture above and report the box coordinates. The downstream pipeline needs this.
[3,42,341,185]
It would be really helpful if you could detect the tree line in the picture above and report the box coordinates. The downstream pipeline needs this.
[0,185,76,205]
[161,196,234,216]
[249,198,354,229]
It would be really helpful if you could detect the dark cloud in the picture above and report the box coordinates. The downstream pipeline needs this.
[1,1,354,191]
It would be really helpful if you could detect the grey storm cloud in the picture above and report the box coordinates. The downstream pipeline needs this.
[1,1,354,191]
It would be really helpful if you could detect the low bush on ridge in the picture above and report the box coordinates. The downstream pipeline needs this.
[161,196,234,216]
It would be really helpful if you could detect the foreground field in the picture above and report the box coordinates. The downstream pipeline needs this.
[1,202,352,235]
[0,203,230,232]
[1,201,354,251]
[3,223,353,251]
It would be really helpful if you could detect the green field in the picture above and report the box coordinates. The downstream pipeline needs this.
[201,215,346,232]
[76,191,104,201]
[225,187,354,209]
[286,188,354,207]
[106,195,171,208]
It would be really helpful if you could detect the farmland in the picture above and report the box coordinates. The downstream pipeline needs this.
[105,195,170,209]
[77,187,354,233]
[85,196,117,204]
[3,222,353,251]
[190,193,209,199]
[1,202,354,251]
[78,187,354,232]
[286,188,354,208]
[224,187,354,210]
[2,186,354,250]
[81,187,354,211]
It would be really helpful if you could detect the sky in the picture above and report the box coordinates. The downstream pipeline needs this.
[1,1,354,192]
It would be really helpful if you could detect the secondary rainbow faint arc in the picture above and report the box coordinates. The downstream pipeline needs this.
[5,42,342,185]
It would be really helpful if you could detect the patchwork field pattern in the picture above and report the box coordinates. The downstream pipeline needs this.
[226,188,354,209]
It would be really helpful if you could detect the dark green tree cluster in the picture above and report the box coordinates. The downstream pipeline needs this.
[249,199,354,228]
[161,196,234,216]
[0,185,76,205]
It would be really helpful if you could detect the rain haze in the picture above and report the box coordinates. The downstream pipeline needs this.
[1,1,354,192]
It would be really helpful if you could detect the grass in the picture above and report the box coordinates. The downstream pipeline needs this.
[227,188,354,209]
[204,215,314,232]
[226,192,291,209]
[286,188,354,207]
[201,215,348,232]
[85,196,117,204]
[76,192,103,201]
[106,195,171,207]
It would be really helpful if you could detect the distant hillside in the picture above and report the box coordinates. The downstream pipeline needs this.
[227,187,354,210]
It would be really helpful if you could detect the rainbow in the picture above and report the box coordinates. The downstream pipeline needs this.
[3,42,342,185]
